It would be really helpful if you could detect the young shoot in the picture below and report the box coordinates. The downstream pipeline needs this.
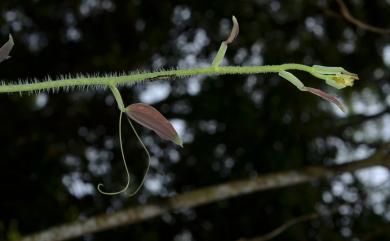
[0,16,358,195]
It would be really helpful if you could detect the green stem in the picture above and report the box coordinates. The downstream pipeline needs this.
[109,84,126,112]
[0,64,313,94]
[211,42,227,67]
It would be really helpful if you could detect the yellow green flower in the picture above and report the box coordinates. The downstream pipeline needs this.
[311,65,359,89]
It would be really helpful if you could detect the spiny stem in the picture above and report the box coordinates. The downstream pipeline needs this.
[0,64,314,94]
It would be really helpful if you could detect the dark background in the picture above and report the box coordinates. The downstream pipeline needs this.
[0,0,390,240]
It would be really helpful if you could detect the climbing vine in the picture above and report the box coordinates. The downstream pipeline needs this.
[0,16,358,195]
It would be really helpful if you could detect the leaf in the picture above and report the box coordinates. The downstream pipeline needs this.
[126,103,183,147]
[305,87,347,113]
[211,16,239,67]
[224,16,239,44]
[0,35,14,63]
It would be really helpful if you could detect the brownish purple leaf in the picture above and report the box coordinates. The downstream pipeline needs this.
[224,16,239,44]
[0,35,14,63]
[305,87,347,113]
[126,103,183,147]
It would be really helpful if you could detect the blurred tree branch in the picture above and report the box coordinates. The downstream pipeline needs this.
[335,0,390,34]
[237,208,338,241]
[18,144,390,241]
[360,224,390,241]
[321,106,390,136]
[238,212,319,241]
[324,0,390,34]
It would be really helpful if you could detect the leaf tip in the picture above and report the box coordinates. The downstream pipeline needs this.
[224,15,239,44]
[8,34,14,46]
[173,135,183,147]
